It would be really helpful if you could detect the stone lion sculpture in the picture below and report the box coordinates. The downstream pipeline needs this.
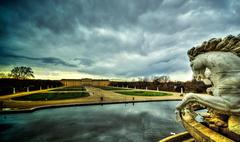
[177,34,240,115]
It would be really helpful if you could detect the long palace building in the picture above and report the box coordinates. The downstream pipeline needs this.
[60,78,110,87]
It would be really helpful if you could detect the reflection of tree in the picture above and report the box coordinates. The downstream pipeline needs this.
[9,66,34,79]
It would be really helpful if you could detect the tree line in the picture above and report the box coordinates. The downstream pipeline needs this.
[110,75,208,93]
[0,66,63,95]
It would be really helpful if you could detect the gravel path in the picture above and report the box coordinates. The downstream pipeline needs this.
[0,86,183,111]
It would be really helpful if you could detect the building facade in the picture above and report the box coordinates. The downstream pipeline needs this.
[60,78,110,87]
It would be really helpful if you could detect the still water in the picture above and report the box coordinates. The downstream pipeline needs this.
[0,101,184,142]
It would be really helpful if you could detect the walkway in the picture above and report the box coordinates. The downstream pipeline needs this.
[0,86,183,111]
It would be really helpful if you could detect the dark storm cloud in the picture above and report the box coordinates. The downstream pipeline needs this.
[0,0,163,34]
[40,57,76,67]
[74,58,94,66]
[0,48,76,67]
[0,0,240,79]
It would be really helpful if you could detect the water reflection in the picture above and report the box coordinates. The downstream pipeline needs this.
[0,101,184,142]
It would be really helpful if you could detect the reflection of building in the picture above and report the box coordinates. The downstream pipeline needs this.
[61,78,110,87]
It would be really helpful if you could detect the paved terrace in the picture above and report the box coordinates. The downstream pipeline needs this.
[0,86,183,111]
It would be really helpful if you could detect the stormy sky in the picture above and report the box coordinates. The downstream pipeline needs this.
[0,0,240,80]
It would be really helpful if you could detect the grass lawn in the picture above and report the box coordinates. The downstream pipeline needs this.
[115,91,172,96]
[51,87,86,91]
[99,86,132,90]
[12,92,89,101]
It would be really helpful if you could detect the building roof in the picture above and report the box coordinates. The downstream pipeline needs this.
[61,78,109,81]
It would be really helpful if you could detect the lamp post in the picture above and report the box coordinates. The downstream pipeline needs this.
[180,87,184,96]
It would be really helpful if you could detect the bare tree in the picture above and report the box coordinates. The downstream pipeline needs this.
[9,66,34,79]
[143,76,149,82]
[137,77,144,82]
[153,75,170,83]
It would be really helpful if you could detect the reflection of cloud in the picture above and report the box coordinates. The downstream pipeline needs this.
[0,102,183,142]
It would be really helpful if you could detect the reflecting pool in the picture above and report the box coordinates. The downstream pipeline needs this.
[0,101,184,142]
